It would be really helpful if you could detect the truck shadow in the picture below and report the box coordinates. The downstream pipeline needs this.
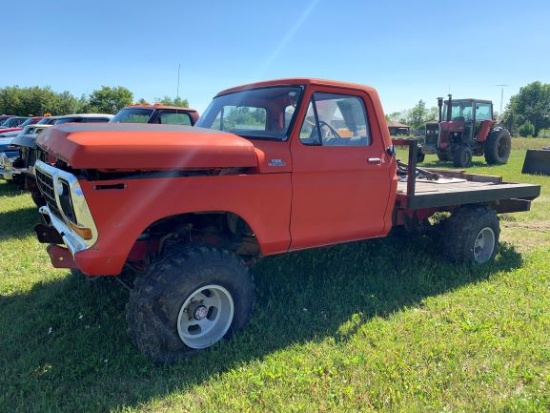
[0,234,523,411]
[0,206,39,240]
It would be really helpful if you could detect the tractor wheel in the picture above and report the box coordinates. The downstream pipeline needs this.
[442,205,500,264]
[484,127,511,165]
[127,245,255,364]
[453,146,473,168]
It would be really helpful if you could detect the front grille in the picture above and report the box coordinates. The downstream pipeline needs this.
[425,125,439,146]
[35,168,62,220]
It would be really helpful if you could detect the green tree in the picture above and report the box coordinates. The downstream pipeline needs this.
[503,81,550,137]
[0,86,81,116]
[88,86,133,114]
[518,120,535,137]
[407,100,428,130]
[155,96,190,107]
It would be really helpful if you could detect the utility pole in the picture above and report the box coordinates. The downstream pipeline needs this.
[177,64,181,99]
[495,84,510,117]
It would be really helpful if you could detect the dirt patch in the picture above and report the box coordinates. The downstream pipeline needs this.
[500,221,550,253]
[502,220,550,232]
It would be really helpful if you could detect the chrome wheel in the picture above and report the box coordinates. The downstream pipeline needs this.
[473,227,496,264]
[177,284,235,349]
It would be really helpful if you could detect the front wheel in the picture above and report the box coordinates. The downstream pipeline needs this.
[127,246,255,363]
[453,146,473,168]
[442,205,500,264]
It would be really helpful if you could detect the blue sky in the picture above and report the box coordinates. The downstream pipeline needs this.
[3,0,549,116]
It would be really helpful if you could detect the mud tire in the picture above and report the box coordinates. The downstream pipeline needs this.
[127,246,255,364]
[443,205,500,264]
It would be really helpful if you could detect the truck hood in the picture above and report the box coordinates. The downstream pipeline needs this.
[36,123,258,170]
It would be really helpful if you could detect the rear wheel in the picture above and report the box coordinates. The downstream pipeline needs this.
[484,127,511,164]
[443,205,500,264]
[453,146,473,167]
[127,245,255,364]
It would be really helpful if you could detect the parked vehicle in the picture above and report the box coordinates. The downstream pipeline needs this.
[0,116,29,129]
[7,114,113,205]
[0,116,43,139]
[0,148,19,182]
[0,114,17,123]
[422,96,512,167]
[1,124,52,186]
[32,78,540,363]
[110,104,199,125]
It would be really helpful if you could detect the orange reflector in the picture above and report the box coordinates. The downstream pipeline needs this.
[69,222,93,240]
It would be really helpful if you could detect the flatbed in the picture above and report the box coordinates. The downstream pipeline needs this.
[393,138,540,212]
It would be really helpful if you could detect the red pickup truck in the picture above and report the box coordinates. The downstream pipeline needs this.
[33,78,540,363]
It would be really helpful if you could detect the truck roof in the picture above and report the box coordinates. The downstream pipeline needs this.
[216,77,380,96]
[122,104,198,112]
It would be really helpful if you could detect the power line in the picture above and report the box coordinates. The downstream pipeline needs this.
[495,84,510,116]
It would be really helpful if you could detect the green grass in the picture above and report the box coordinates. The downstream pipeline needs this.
[1,138,549,412]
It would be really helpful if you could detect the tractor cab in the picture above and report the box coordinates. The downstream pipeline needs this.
[441,98,493,142]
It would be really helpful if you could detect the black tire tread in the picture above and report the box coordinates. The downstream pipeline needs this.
[453,146,473,168]
[126,245,255,364]
[443,205,500,264]
[484,128,511,165]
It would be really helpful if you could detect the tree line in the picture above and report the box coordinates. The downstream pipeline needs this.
[0,85,190,117]
[387,81,550,137]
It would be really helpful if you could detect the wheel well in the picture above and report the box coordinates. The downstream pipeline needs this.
[135,212,260,265]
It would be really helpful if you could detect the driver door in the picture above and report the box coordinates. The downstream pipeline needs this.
[289,88,394,249]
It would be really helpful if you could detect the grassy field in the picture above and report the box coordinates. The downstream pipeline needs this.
[1,138,549,412]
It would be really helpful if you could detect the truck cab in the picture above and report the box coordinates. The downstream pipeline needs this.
[194,79,397,250]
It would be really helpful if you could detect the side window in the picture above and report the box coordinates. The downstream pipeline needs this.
[299,93,370,147]
[475,103,492,121]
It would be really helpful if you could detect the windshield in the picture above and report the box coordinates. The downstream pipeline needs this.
[196,86,303,141]
[443,101,474,122]
[19,117,37,127]
[1,117,26,128]
[110,108,154,123]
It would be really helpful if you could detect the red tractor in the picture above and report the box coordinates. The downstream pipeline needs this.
[422,95,511,167]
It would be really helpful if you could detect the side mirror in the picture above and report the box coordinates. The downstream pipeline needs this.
[386,145,396,156]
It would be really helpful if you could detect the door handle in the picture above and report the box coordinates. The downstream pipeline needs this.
[367,157,381,164]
